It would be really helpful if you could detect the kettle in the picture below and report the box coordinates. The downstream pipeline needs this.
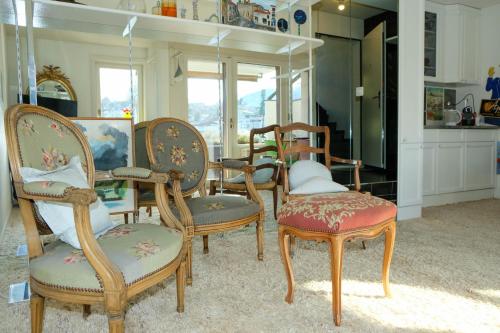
[444,109,462,126]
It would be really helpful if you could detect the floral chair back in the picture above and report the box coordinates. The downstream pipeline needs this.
[146,118,207,196]
[5,104,95,234]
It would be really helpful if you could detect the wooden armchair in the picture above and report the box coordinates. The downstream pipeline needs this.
[5,105,187,333]
[274,122,362,205]
[209,124,280,219]
[146,118,265,285]
[134,121,156,217]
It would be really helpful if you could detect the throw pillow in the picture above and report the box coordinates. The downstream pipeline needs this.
[289,176,349,195]
[20,156,115,249]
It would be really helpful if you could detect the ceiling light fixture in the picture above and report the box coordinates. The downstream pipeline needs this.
[338,0,345,11]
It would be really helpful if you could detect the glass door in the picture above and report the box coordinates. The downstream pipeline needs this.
[234,63,279,158]
[187,59,227,167]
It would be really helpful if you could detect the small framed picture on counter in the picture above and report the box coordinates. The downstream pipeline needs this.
[480,99,500,117]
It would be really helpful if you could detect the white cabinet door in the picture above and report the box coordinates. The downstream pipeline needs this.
[399,143,423,206]
[423,143,437,195]
[437,143,465,193]
[442,5,480,83]
[459,7,480,83]
[465,142,496,190]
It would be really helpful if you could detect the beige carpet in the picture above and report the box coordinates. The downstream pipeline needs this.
[1,194,499,332]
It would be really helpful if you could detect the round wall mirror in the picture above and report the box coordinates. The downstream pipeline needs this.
[31,65,77,101]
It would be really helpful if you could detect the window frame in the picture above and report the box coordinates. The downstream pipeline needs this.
[94,61,145,122]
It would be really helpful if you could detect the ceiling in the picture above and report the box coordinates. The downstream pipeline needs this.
[314,0,396,19]
[429,0,500,8]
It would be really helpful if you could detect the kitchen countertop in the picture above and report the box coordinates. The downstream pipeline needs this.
[424,125,498,129]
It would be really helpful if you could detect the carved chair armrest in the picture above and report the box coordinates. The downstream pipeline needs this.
[16,181,126,296]
[331,156,362,166]
[16,181,97,205]
[221,157,249,162]
[330,156,362,192]
[208,161,263,212]
[167,169,185,181]
[112,167,169,183]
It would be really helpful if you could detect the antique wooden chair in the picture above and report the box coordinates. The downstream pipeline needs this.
[5,105,187,333]
[274,122,396,326]
[135,121,156,217]
[209,124,280,219]
[146,118,265,285]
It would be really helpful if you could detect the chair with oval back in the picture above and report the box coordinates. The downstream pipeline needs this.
[146,117,265,285]
[5,104,188,333]
[208,124,281,219]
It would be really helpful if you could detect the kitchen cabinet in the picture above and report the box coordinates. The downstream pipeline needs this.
[423,129,497,206]
[436,142,465,193]
[465,142,496,190]
[399,143,423,207]
[424,2,444,82]
[424,2,480,84]
[423,143,437,195]
[442,5,480,84]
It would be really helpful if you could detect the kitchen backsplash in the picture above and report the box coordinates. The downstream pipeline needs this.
[424,86,456,125]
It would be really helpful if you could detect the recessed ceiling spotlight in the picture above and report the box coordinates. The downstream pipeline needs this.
[338,0,345,11]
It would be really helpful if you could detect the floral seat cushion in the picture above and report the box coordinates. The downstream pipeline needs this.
[30,223,183,292]
[278,192,397,233]
[171,196,260,226]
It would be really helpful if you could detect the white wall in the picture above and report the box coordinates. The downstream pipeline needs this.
[312,10,365,39]
[0,25,12,235]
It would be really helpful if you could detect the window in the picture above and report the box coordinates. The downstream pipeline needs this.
[97,64,142,122]
[187,59,226,166]
[236,63,278,144]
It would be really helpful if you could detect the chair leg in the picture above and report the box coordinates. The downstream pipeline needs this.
[256,219,264,261]
[124,213,128,224]
[107,312,125,333]
[147,206,152,217]
[382,220,396,298]
[278,227,294,304]
[330,237,344,327]
[30,293,45,333]
[362,240,367,250]
[176,260,186,313]
[272,187,278,220]
[289,235,296,258]
[186,239,193,286]
[203,235,209,254]
[83,304,91,319]
[209,182,216,195]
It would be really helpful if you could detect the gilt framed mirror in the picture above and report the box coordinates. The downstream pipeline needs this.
[32,65,77,101]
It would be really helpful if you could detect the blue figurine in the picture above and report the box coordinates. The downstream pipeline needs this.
[293,10,307,36]
[486,66,500,99]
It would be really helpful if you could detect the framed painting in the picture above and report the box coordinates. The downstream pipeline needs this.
[480,99,500,118]
[71,117,136,214]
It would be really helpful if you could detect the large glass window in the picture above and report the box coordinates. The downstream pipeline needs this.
[236,63,278,144]
[97,64,142,122]
[187,59,226,165]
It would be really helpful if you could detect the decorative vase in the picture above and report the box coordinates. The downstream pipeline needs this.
[117,0,147,13]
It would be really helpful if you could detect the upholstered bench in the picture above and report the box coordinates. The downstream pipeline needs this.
[277,191,397,326]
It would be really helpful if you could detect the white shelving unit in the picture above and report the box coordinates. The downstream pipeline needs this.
[0,0,323,54]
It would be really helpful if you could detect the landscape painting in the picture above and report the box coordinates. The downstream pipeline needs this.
[72,118,135,214]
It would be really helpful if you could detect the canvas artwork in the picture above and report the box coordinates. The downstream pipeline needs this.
[222,0,277,31]
[425,87,444,121]
[72,118,136,214]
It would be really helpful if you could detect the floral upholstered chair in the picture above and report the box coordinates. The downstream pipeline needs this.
[146,118,265,285]
[134,121,156,217]
[5,105,187,333]
[208,124,281,219]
